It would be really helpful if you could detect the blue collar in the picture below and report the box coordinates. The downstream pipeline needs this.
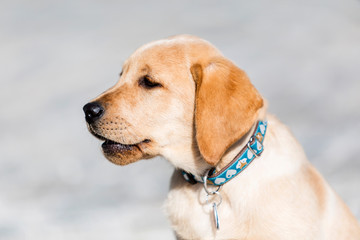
[182,120,268,186]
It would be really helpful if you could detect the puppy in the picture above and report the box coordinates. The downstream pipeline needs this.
[83,35,360,239]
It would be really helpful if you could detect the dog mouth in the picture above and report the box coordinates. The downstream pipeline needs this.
[102,139,143,152]
[88,126,149,154]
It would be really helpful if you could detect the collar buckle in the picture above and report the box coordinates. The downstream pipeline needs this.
[247,135,264,158]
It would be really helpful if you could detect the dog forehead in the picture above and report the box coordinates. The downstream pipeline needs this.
[129,36,221,66]
[131,40,187,65]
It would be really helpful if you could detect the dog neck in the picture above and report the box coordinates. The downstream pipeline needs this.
[182,120,267,186]
[181,105,268,186]
[217,123,257,170]
[217,104,268,171]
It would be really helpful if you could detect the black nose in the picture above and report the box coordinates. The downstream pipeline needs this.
[83,102,105,124]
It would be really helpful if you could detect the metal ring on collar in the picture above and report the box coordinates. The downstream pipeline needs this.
[203,169,222,195]
[247,136,261,157]
[205,191,223,206]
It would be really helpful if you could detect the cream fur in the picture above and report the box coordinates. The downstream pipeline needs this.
[86,35,360,239]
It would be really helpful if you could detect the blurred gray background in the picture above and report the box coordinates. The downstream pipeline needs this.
[1,0,359,239]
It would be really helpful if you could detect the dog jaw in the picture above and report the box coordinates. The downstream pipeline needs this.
[102,140,152,165]
[87,118,154,165]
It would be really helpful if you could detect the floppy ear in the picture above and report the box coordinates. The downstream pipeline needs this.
[191,57,263,166]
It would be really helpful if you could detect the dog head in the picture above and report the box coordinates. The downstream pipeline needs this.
[83,35,263,174]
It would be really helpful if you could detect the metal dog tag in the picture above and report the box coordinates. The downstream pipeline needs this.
[203,170,222,231]
[212,202,220,230]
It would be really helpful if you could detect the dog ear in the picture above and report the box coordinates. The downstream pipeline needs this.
[191,58,263,166]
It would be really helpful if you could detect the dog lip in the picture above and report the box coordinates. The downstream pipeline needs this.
[87,125,150,152]
[101,139,149,154]
[88,125,107,141]
[102,139,137,151]
[102,139,137,147]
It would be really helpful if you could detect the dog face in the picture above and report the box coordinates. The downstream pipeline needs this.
[83,35,263,173]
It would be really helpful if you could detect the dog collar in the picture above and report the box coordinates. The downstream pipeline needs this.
[182,120,268,186]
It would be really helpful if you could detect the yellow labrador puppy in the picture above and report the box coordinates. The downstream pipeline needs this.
[83,35,360,240]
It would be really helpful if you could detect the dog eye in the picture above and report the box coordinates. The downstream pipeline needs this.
[138,76,162,89]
